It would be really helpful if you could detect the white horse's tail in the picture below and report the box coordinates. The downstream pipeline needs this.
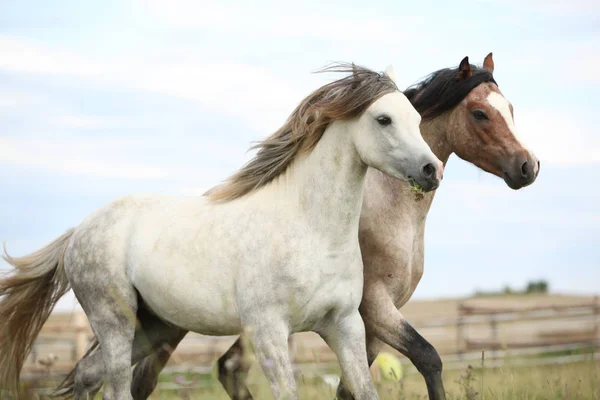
[0,229,74,396]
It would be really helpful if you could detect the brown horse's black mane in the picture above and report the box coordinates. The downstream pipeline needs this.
[404,64,497,120]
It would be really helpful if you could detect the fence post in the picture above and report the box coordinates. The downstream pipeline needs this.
[594,296,599,350]
[490,315,498,360]
[74,312,88,360]
[457,303,465,361]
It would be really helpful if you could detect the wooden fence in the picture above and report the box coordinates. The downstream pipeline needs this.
[22,296,600,381]
[456,297,600,357]
[448,296,600,372]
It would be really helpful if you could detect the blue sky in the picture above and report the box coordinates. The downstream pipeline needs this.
[1,0,599,311]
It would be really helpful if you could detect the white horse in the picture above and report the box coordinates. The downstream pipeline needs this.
[0,64,443,400]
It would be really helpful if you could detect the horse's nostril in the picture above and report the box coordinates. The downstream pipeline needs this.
[422,163,435,179]
[521,161,528,177]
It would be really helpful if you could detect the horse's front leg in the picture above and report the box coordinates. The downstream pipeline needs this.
[320,311,379,400]
[335,332,383,400]
[361,286,446,400]
[246,319,297,400]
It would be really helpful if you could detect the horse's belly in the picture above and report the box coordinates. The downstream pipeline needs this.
[133,260,242,336]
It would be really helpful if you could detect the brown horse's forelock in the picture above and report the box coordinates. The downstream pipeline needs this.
[205,63,398,202]
[404,64,497,120]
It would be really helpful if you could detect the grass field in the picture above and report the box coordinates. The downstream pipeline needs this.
[145,360,600,399]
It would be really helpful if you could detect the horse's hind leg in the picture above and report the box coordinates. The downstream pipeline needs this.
[68,264,138,400]
[130,312,188,400]
[62,308,188,399]
[131,335,185,400]
[217,337,253,400]
[89,291,137,399]
[71,349,104,400]
[133,333,253,400]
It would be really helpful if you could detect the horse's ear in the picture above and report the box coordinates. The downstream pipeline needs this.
[483,52,494,73]
[457,56,472,81]
[384,65,396,83]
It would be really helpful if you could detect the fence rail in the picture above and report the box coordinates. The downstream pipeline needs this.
[456,296,599,359]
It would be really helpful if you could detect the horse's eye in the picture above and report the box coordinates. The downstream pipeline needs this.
[472,109,489,121]
[377,115,392,126]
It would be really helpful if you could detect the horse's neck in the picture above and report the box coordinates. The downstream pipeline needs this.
[421,115,453,167]
[371,114,453,225]
[280,123,367,243]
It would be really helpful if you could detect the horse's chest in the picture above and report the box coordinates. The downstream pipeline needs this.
[385,236,425,308]
[277,253,364,332]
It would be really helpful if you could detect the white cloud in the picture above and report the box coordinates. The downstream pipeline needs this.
[1,16,598,171]
[476,0,600,15]
[0,91,43,109]
[0,137,170,180]
[433,178,600,228]
[510,38,600,86]
[51,115,117,129]
[0,136,249,186]
[0,37,108,77]
[140,0,423,41]
[515,108,600,165]
[0,36,305,133]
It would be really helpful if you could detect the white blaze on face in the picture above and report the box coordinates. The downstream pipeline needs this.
[486,91,538,173]
[486,91,521,145]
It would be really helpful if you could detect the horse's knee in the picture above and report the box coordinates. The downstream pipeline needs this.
[415,341,443,375]
[396,321,443,375]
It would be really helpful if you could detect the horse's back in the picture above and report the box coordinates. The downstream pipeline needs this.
[64,194,164,270]
[62,193,243,334]
[64,193,209,286]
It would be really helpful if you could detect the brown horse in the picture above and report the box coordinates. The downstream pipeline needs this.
[56,54,539,399]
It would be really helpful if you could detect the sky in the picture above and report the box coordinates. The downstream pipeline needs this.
[0,0,599,312]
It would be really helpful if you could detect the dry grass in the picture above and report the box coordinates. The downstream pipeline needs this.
[146,360,599,400]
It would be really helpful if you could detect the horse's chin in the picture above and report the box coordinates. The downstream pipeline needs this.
[502,172,536,190]
[408,176,439,193]
[503,172,520,190]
